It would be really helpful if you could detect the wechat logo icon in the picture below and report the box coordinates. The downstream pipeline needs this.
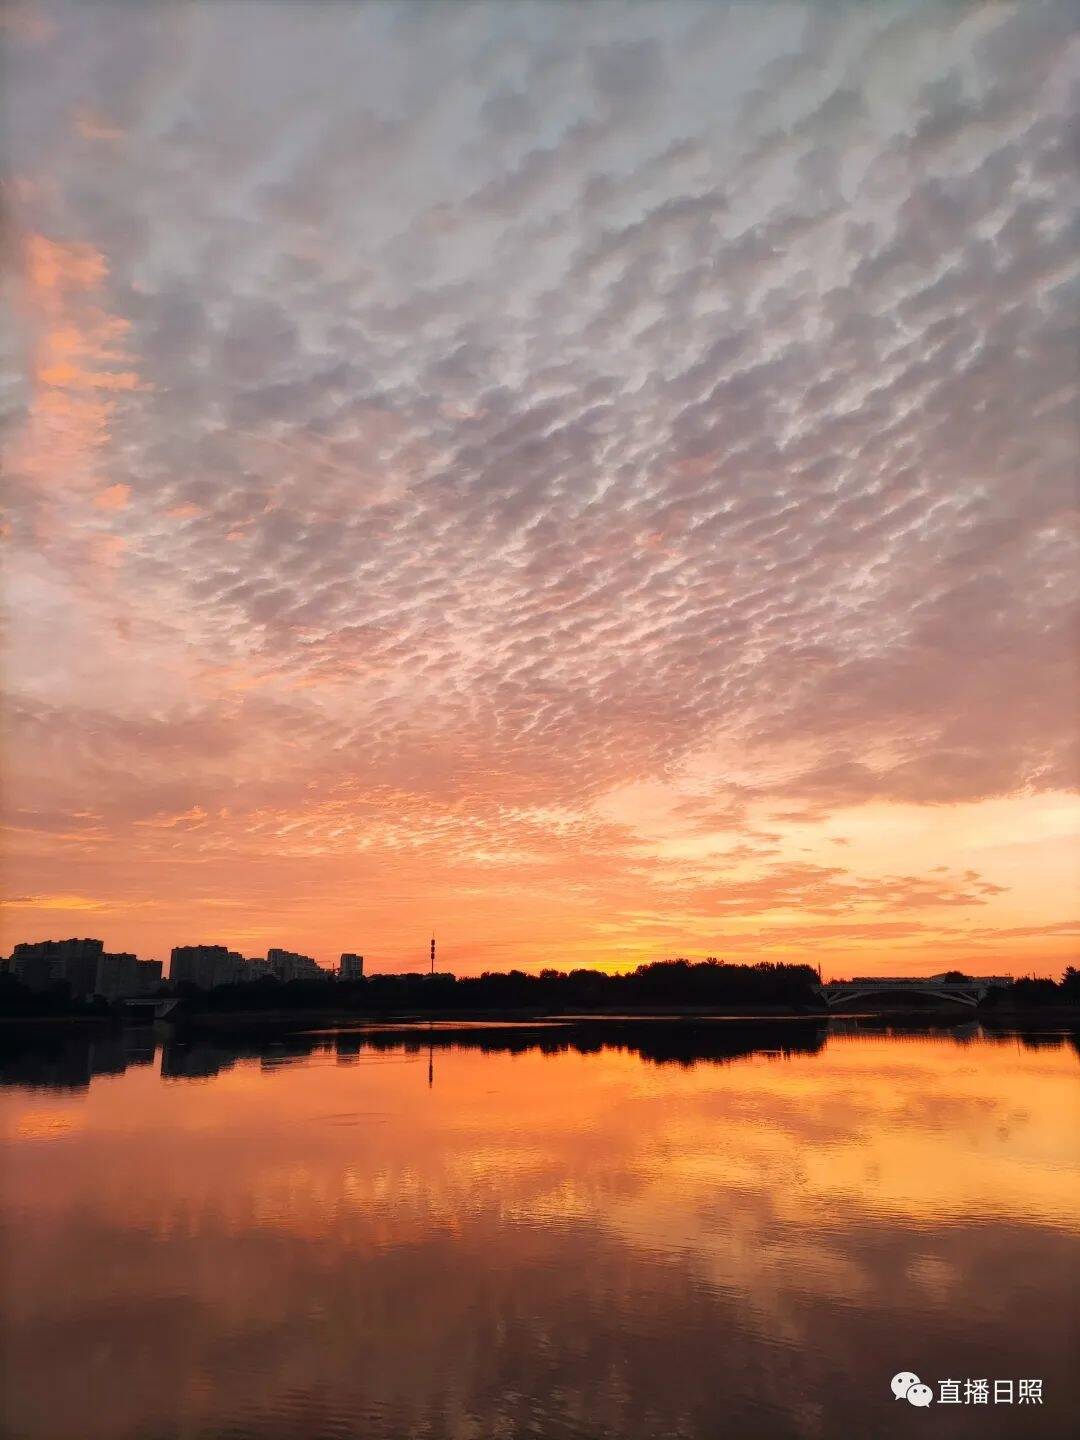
[892,1372,934,1407]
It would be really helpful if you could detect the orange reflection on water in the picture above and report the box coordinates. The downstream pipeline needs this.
[1,1025,1077,1440]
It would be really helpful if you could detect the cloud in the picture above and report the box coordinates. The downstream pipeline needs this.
[0,892,151,913]
[2,0,1077,967]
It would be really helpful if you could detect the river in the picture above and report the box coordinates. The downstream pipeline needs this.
[1,1019,1077,1439]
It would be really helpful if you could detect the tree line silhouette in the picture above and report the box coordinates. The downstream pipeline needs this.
[2,958,1079,1018]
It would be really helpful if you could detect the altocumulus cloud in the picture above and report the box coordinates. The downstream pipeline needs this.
[2,0,1077,969]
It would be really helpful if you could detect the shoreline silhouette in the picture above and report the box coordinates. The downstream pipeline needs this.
[3,956,1078,1030]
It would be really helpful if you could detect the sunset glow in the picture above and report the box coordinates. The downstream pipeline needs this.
[3,1,1078,976]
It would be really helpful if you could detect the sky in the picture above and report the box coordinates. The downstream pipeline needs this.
[2,0,1078,978]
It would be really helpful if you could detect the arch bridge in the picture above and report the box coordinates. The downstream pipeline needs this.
[817,976,1011,1009]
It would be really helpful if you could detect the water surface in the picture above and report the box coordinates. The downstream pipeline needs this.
[1,1020,1077,1439]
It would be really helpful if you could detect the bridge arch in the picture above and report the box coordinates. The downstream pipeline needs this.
[817,983,986,1009]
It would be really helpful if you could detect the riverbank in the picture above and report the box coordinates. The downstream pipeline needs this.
[171,1006,1080,1040]
[4,1002,1078,1034]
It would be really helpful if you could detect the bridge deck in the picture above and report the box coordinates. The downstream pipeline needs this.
[815,979,1008,1009]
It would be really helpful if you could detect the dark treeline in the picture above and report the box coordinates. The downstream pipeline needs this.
[180,958,825,1014]
[0,956,824,1016]
[982,968,1080,1008]
[3,960,1080,1019]
[0,971,115,1017]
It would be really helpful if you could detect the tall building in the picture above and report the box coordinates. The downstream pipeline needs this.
[339,953,364,980]
[11,938,104,994]
[135,959,164,994]
[8,940,162,1000]
[169,946,273,988]
[92,953,139,1001]
[170,944,246,988]
[267,947,324,982]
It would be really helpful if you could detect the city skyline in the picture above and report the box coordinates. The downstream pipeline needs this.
[0,927,1055,990]
[4,1,1078,977]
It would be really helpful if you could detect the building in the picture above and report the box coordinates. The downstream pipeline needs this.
[135,959,164,994]
[92,952,139,1001]
[8,940,163,1000]
[170,944,246,989]
[87,953,163,1001]
[11,938,104,994]
[339,953,364,980]
[267,947,324,982]
[9,938,329,995]
[170,944,225,988]
[169,946,277,989]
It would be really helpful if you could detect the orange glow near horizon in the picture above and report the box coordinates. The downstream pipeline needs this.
[3,783,1078,977]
